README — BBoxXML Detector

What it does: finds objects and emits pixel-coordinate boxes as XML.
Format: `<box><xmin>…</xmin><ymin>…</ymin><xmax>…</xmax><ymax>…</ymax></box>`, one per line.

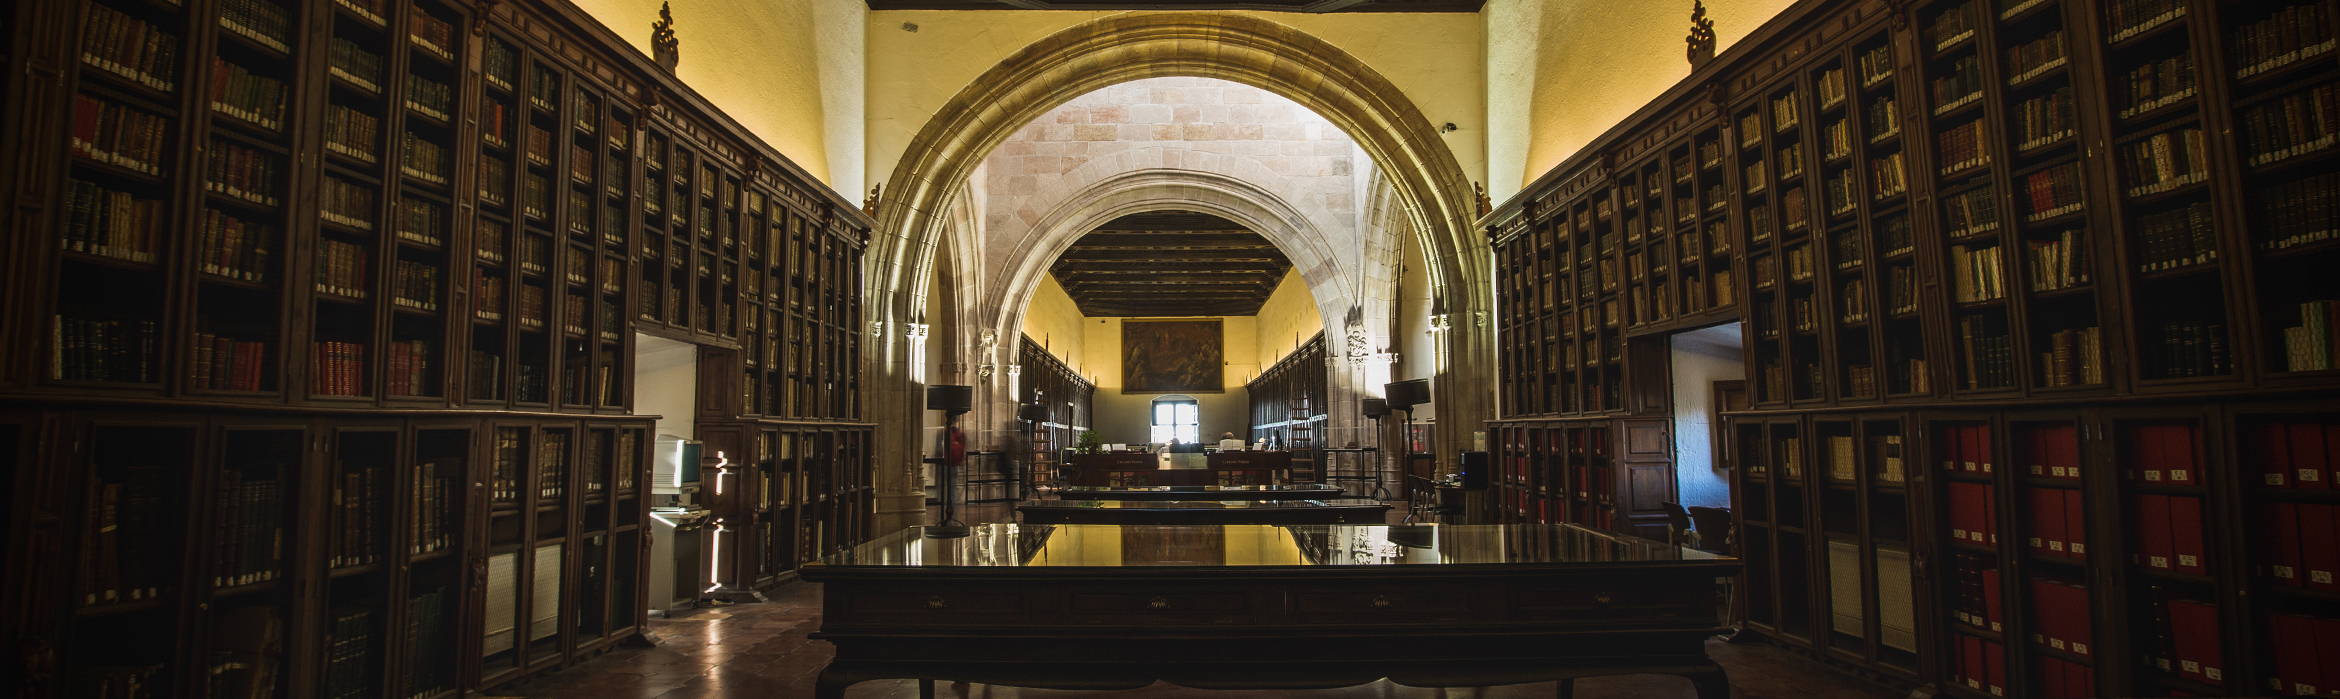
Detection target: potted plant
<box><xmin>1075</xmin><ymin>430</ymin><xmax>1106</xmax><ymax>454</ymax></box>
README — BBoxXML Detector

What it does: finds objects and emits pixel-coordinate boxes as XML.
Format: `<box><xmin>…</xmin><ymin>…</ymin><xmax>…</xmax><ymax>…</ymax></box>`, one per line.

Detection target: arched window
<box><xmin>1149</xmin><ymin>396</ymin><xmax>1200</xmax><ymax>445</ymax></box>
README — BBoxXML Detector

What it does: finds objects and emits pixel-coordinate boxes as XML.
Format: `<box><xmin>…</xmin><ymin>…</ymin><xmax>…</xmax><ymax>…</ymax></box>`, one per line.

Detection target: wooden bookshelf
<box><xmin>1244</xmin><ymin>332</ymin><xmax>1326</xmax><ymax>477</ymax></box>
<box><xmin>693</xmin><ymin>422</ymin><xmax>873</xmax><ymax>596</ymax></box>
<box><xmin>1017</xmin><ymin>334</ymin><xmax>1094</xmax><ymax>488</ymax></box>
<box><xmin>1488</xmin><ymin>0</ymin><xmax>2340</xmax><ymax>694</ymax></box>
<box><xmin>0</xmin><ymin>0</ymin><xmax>871</xmax><ymax>694</ymax></box>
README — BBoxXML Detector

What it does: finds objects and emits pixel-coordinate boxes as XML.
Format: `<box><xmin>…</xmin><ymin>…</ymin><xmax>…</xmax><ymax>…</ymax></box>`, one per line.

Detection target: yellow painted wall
<box><xmin>1252</xmin><ymin>271</ymin><xmax>1324</xmax><ymax>370</ymax></box>
<box><xmin>1484</xmin><ymin>0</ymin><xmax>1796</xmax><ymax>201</ymax></box>
<box><xmin>1079</xmin><ymin>316</ymin><xmax>1257</xmax><ymax>445</ymax></box>
<box><xmin>569</xmin><ymin>0</ymin><xmax>864</xmax><ymax>196</ymax></box>
<box><xmin>865</xmin><ymin>10</ymin><xmax>1485</xmax><ymax>199</ymax></box>
<box><xmin>1020</xmin><ymin>277</ymin><xmax>1089</xmax><ymax>373</ymax></box>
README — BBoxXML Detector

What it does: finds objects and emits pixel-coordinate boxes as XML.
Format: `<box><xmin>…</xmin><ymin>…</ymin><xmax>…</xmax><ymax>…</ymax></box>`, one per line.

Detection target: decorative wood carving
<box><xmin>1686</xmin><ymin>0</ymin><xmax>1717</xmax><ymax>69</ymax></box>
<box><xmin>651</xmin><ymin>2</ymin><xmax>679</xmax><ymax>73</ymax></box>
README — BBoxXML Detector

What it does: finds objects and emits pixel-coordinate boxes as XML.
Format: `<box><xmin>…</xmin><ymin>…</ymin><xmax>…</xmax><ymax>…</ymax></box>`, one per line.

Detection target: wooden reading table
<box><xmin>799</xmin><ymin>523</ymin><xmax>1740</xmax><ymax>699</ymax></box>
<box><xmin>1016</xmin><ymin>499</ymin><xmax>1392</xmax><ymax>525</ymax></box>
<box><xmin>1057</xmin><ymin>484</ymin><xmax>1348</xmax><ymax>501</ymax></box>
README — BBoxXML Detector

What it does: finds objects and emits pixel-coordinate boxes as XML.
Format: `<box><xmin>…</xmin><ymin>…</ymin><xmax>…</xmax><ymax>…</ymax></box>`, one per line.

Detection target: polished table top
<box><xmin>805</xmin><ymin>523</ymin><xmax>1728</xmax><ymax>568</ymax></box>
<box><xmin>1056</xmin><ymin>484</ymin><xmax>1348</xmax><ymax>501</ymax></box>
<box><xmin>1020</xmin><ymin>499</ymin><xmax>1381</xmax><ymax>511</ymax></box>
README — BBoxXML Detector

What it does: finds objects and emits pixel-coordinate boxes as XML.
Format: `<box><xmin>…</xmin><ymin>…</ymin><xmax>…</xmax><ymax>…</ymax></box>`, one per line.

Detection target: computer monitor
<box><xmin>1170</xmin><ymin>441</ymin><xmax>1205</xmax><ymax>454</ymax></box>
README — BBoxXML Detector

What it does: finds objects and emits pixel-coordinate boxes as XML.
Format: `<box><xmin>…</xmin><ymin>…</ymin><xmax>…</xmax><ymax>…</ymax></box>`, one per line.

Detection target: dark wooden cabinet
<box><xmin>1489</xmin><ymin>0</ymin><xmax>2340</xmax><ymax>694</ymax></box>
<box><xmin>1244</xmin><ymin>332</ymin><xmax>1326</xmax><ymax>479</ymax></box>
<box><xmin>0</xmin><ymin>0</ymin><xmax>868</xmax><ymax>693</ymax></box>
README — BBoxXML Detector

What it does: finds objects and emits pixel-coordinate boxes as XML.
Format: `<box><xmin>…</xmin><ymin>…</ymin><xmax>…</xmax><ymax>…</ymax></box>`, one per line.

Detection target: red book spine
<box><xmin>2169</xmin><ymin>599</ymin><xmax>2222</xmax><ymax>685</ymax></box>
<box><xmin>2296</xmin><ymin>422</ymin><xmax>2331</xmax><ymax>490</ymax></box>
<box><xmin>1982</xmin><ymin>567</ymin><xmax>2004</xmax><ymax>632</ymax></box>
<box><xmin>2029</xmin><ymin>488</ymin><xmax>2065</xmax><ymax>555</ymax></box>
<box><xmin>2028</xmin><ymin>578</ymin><xmax>2058</xmax><ymax>648</ymax></box>
<box><xmin>2138</xmin><ymin>494</ymin><xmax>2175</xmax><ymax>571</ymax></box>
<box><xmin>1953</xmin><ymin>482</ymin><xmax>1983</xmax><ymax>543</ymax></box>
<box><xmin>2170</xmin><ymin>495</ymin><xmax>2208</xmax><ymax>575</ymax></box>
<box><xmin>2301</xmin><ymin>503</ymin><xmax>2339</xmax><ymax>591</ymax></box>
<box><xmin>1984</xmin><ymin>485</ymin><xmax>1998</xmax><ymax>544</ymax></box>
<box><xmin>2269</xmin><ymin>613</ymin><xmax>2321</xmax><ymax>696</ymax></box>
<box><xmin>2052</xmin><ymin>425</ymin><xmax>2080</xmax><ymax>479</ymax></box>
<box><xmin>2305</xmin><ymin>616</ymin><xmax>2340</xmax><ymax>696</ymax></box>
<box><xmin>2256</xmin><ymin>422</ymin><xmax>2293</xmax><ymax>487</ymax></box>
<box><xmin>1984</xmin><ymin>639</ymin><xmax>2006</xmax><ymax>696</ymax></box>
<box><xmin>2062</xmin><ymin>488</ymin><xmax>2086</xmax><ymax>558</ymax></box>
<box><xmin>1962</xmin><ymin>634</ymin><xmax>1986</xmax><ymax>690</ymax></box>
<box><xmin>2065</xmin><ymin>581</ymin><xmax>2091</xmax><ymax>656</ymax></box>
<box><xmin>2270</xmin><ymin>503</ymin><xmax>2304</xmax><ymax>585</ymax></box>
<box><xmin>2168</xmin><ymin>424</ymin><xmax>2198</xmax><ymax>486</ymax></box>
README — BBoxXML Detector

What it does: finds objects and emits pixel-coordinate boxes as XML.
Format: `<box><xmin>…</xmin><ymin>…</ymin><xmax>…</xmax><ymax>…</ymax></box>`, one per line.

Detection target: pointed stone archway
<box><xmin>863</xmin><ymin>13</ymin><xmax>1497</xmax><ymax>533</ymax></box>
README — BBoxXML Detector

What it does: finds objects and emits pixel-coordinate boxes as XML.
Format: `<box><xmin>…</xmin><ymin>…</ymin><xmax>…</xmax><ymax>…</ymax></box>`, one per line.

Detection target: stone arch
<box><xmin>988</xmin><ymin>168</ymin><xmax>1354</xmax><ymax>360</ymax></box>
<box><xmin>865</xmin><ymin>13</ymin><xmax>1496</xmax><ymax>524</ymax></box>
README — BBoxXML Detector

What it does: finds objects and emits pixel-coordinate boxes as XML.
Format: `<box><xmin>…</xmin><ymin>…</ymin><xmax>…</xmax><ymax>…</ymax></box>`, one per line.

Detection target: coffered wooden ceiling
<box><xmin>1049</xmin><ymin>212</ymin><xmax>1293</xmax><ymax>318</ymax></box>
<box><xmin>867</xmin><ymin>0</ymin><xmax>1482</xmax><ymax>12</ymax></box>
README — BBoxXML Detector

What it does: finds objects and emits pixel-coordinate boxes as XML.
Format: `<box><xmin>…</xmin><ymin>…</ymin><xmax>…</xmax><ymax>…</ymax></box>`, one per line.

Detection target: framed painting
<box><xmin>1122</xmin><ymin>320</ymin><xmax>1223</xmax><ymax>394</ymax></box>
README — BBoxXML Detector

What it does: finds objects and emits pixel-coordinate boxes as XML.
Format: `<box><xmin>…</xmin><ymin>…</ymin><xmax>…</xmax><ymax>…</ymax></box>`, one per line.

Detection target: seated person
<box><xmin>1217</xmin><ymin>432</ymin><xmax>1247</xmax><ymax>451</ymax></box>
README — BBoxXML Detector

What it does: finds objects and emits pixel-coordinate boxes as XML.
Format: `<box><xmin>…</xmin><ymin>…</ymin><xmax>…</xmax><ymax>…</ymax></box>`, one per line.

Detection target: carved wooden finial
<box><xmin>471</xmin><ymin>0</ymin><xmax>499</xmax><ymax>36</ymax></box>
<box><xmin>1686</xmin><ymin>0</ymin><xmax>1717</xmax><ymax>69</ymax></box>
<box><xmin>651</xmin><ymin>2</ymin><xmax>679</xmax><ymax>73</ymax></box>
<box><xmin>1474</xmin><ymin>182</ymin><xmax>1492</xmax><ymax>218</ymax></box>
<box><xmin>864</xmin><ymin>182</ymin><xmax>883</xmax><ymax>217</ymax></box>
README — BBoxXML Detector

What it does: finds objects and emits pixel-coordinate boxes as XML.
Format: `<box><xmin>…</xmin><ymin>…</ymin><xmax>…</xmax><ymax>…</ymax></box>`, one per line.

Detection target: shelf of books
<box><xmin>5</xmin><ymin>0</ymin><xmax>872</xmax><ymax>693</ymax></box>
<box><xmin>1024</xmin><ymin>335</ymin><xmax>1097</xmax><ymax>487</ymax></box>
<box><xmin>29</xmin><ymin>412</ymin><xmax>647</xmax><ymax>698</ymax></box>
<box><xmin>1487</xmin><ymin>0</ymin><xmax>2340</xmax><ymax>693</ymax></box>
<box><xmin>696</xmin><ymin>421</ymin><xmax>875</xmax><ymax>592</ymax></box>
<box><xmin>1482</xmin><ymin>419</ymin><xmax>1655</xmax><ymax>536</ymax></box>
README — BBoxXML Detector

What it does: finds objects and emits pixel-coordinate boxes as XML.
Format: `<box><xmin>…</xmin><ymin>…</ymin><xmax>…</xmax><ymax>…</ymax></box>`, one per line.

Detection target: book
<box><xmin>321</xmin><ymin>178</ymin><xmax>376</xmax><ymax>230</ymax></box>
<box><xmin>61</xmin><ymin>179</ymin><xmax>163</xmax><ymax>263</ymax></box>
<box><xmin>324</xmin><ymin>104</ymin><xmax>379</xmax><ymax>162</ymax></box>
<box><xmin>80</xmin><ymin>4</ymin><xmax>179</xmax><ymax>91</ymax></box>
<box><xmin>2004</xmin><ymin>30</ymin><xmax>2067</xmax><ymax>85</ymax></box>
<box><xmin>2122</xmin><ymin>50</ymin><xmax>2195</xmax><ymax>118</ymax></box>
<box><xmin>2121</xmin><ymin>127</ymin><xmax>2208</xmax><ymax>196</ymax></box>
<box><xmin>2230</xmin><ymin>1</ymin><xmax>2337</xmax><ymax>79</ymax></box>
<box><xmin>2238</xmin><ymin>82</ymin><xmax>2338</xmax><ymax>165</ymax></box>
<box><xmin>327</xmin><ymin>38</ymin><xmax>382</xmax><ymax>92</ymax></box>
<box><xmin>2253</xmin><ymin>171</ymin><xmax>2337</xmax><ymax>252</ymax></box>
<box><xmin>205</xmin><ymin>138</ymin><xmax>282</xmax><ymax>206</ymax></box>
<box><xmin>219</xmin><ymin>0</ymin><xmax>291</xmax><ymax>52</ymax></box>
<box><xmin>210</xmin><ymin>58</ymin><xmax>285</xmax><ymax>129</ymax></box>
<box><xmin>1932</xmin><ymin>54</ymin><xmax>1984</xmax><ymax>114</ymax></box>
<box><xmin>69</xmin><ymin>95</ymin><xmax>169</xmax><ymax>174</ymax></box>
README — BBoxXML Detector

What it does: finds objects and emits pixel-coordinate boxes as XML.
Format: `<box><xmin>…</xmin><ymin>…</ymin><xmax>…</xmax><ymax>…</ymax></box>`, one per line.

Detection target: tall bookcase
<box><xmin>1486</xmin><ymin>0</ymin><xmax>2339</xmax><ymax>695</ymax></box>
<box><xmin>0</xmin><ymin>0</ymin><xmax>872</xmax><ymax>694</ymax></box>
<box><xmin>1016</xmin><ymin>335</ymin><xmax>1093</xmax><ymax>487</ymax></box>
<box><xmin>1244</xmin><ymin>332</ymin><xmax>1327</xmax><ymax>472</ymax></box>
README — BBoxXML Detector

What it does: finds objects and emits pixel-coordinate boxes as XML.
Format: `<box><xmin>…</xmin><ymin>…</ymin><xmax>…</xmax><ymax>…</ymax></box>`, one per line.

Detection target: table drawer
<box><xmin>845</xmin><ymin>591</ymin><xmax>1023</xmax><ymax>615</ymax></box>
<box><xmin>1508</xmin><ymin>586</ymin><xmax>1704</xmax><ymax>621</ymax></box>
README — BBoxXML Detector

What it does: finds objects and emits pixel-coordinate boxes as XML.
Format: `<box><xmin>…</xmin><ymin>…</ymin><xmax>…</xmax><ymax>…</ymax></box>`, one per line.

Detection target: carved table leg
<box><xmin>1686</xmin><ymin>667</ymin><xmax>1732</xmax><ymax>699</ymax></box>
<box><xmin>920</xmin><ymin>678</ymin><xmax>936</xmax><ymax>699</ymax></box>
<box><xmin>1555</xmin><ymin>677</ymin><xmax>1576</xmax><ymax>699</ymax></box>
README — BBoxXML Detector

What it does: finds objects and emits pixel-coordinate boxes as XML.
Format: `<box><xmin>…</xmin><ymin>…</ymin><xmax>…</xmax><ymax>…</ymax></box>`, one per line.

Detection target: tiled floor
<box><xmin>502</xmin><ymin>497</ymin><xmax>1908</xmax><ymax>699</ymax></box>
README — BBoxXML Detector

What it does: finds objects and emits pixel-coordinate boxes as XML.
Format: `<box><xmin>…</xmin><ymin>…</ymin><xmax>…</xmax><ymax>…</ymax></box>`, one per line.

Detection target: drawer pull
<box><xmin>1593</xmin><ymin>593</ymin><xmax>1613</xmax><ymax>606</ymax></box>
<box><xmin>926</xmin><ymin>596</ymin><xmax>945</xmax><ymax>610</ymax></box>
<box><xmin>1149</xmin><ymin>596</ymin><xmax>1169</xmax><ymax>610</ymax></box>
<box><xmin>1372</xmin><ymin>595</ymin><xmax>1392</xmax><ymax>609</ymax></box>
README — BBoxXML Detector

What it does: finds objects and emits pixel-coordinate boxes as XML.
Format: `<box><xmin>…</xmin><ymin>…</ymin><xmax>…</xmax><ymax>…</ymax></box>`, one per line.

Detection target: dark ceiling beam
<box><xmin>1053</xmin><ymin>251</ymin><xmax>1285</xmax><ymax>262</ymax></box>
<box><xmin>1302</xmin><ymin>0</ymin><xmax>1376</xmax><ymax>11</ymax></box>
<box><xmin>1061</xmin><ymin>275</ymin><xmax>1279</xmax><ymax>285</ymax></box>
<box><xmin>1057</xmin><ymin>263</ymin><xmax>1291</xmax><ymax>273</ymax></box>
